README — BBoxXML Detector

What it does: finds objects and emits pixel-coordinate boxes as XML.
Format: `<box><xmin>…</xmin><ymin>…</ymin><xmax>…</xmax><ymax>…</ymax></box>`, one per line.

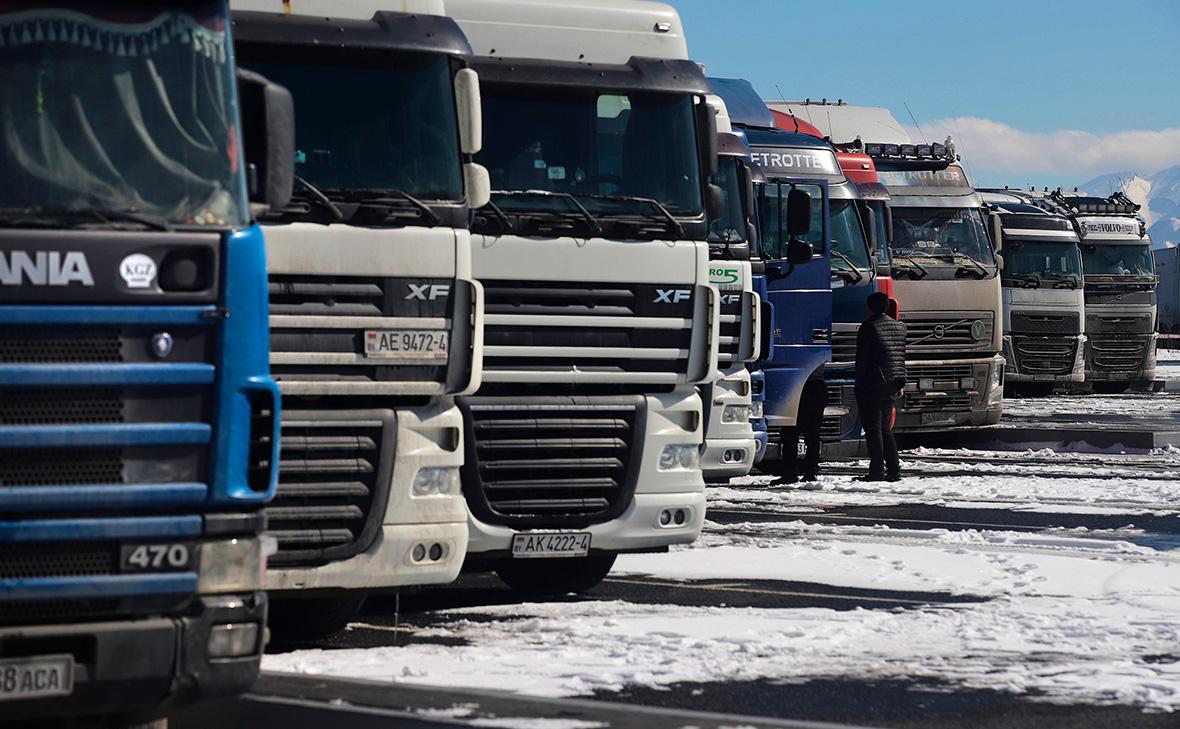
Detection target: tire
<box><xmin>267</xmin><ymin>596</ymin><xmax>366</xmax><ymax>643</ymax></box>
<box><xmin>494</xmin><ymin>554</ymin><xmax>617</xmax><ymax>597</ymax></box>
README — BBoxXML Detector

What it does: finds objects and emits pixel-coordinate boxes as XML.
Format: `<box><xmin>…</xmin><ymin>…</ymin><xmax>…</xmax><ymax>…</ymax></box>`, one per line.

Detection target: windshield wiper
<box><xmin>347</xmin><ymin>190</ymin><xmax>441</xmax><ymax>227</ymax></box>
<box><xmin>891</xmin><ymin>254</ymin><xmax>929</xmax><ymax>280</ymax></box>
<box><xmin>476</xmin><ymin>199</ymin><xmax>516</xmax><ymax>234</ymax></box>
<box><xmin>1007</xmin><ymin>273</ymin><xmax>1042</xmax><ymax>288</ymax></box>
<box><xmin>492</xmin><ymin>191</ymin><xmax>602</xmax><ymax>235</ymax></box>
<box><xmin>572</xmin><ymin>193</ymin><xmax>685</xmax><ymax>238</ymax></box>
<box><xmin>950</xmin><ymin>251</ymin><xmax>989</xmax><ymax>279</ymax></box>
<box><xmin>2</xmin><ymin>206</ymin><xmax>172</xmax><ymax>231</ymax></box>
<box><xmin>829</xmin><ymin>249</ymin><xmax>865</xmax><ymax>284</ymax></box>
<box><xmin>293</xmin><ymin>176</ymin><xmax>345</xmax><ymax>222</ymax></box>
<box><xmin>1049</xmin><ymin>274</ymin><xmax>1080</xmax><ymax>290</ymax></box>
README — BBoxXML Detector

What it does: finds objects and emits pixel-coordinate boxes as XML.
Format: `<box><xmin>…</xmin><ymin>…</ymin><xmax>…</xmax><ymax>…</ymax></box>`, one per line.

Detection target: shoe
<box><xmin>852</xmin><ymin>474</ymin><xmax>887</xmax><ymax>483</ymax></box>
<box><xmin>886</xmin><ymin>473</ymin><xmax>901</xmax><ymax>482</ymax></box>
<box><xmin>801</xmin><ymin>472</ymin><xmax>819</xmax><ymax>483</ymax></box>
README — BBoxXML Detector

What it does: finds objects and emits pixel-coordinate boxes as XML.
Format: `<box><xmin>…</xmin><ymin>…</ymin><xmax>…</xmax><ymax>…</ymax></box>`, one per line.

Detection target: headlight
<box><xmin>989</xmin><ymin>363</ymin><xmax>1003</xmax><ymax>391</ymax></box>
<box><xmin>750</xmin><ymin>401</ymin><xmax>764</xmax><ymax>419</ymax></box>
<box><xmin>412</xmin><ymin>467</ymin><xmax>460</xmax><ymax>496</ymax></box>
<box><xmin>207</xmin><ymin>622</ymin><xmax>261</xmax><ymax>659</ymax></box>
<box><xmin>721</xmin><ymin>405</ymin><xmax>751</xmax><ymax>423</ymax></box>
<box><xmin>197</xmin><ymin>538</ymin><xmax>263</xmax><ymax>594</ymax></box>
<box><xmin>659</xmin><ymin>445</ymin><xmax>699</xmax><ymax>471</ymax></box>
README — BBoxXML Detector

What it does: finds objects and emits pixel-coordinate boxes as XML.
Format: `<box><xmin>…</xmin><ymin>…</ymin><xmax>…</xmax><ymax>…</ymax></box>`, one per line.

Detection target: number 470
<box><xmin>127</xmin><ymin>544</ymin><xmax>190</xmax><ymax>569</ymax></box>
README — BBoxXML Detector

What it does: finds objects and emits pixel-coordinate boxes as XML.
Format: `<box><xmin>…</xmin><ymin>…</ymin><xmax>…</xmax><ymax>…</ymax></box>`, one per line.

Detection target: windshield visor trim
<box><xmin>231</xmin><ymin>10</ymin><xmax>473</xmax><ymax>58</ymax></box>
<box><xmin>472</xmin><ymin>56</ymin><xmax>710</xmax><ymax>96</ymax></box>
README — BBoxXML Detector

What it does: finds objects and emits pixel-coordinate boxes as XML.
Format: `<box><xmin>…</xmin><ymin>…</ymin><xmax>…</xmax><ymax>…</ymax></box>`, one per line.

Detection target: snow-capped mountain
<box><xmin>1078</xmin><ymin>165</ymin><xmax>1180</xmax><ymax>248</ymax></box>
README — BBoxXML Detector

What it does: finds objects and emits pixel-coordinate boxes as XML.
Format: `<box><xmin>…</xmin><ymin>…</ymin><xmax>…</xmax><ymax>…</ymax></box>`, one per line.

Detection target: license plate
<box><xmin>1034</xmin><ymin>374</ymin><xmax>1055</xmax><ymax>382</ymax></box>
<box><xmin>920</xmin><ymin>412</ymin><xmax>955</xmax><ymax>425</ymax></box>
<box><xmin>364</xmin><ymin>329</ymin><xmax>448</xmax><ymax>360</ymax></box>
<box><xmin>511</xmin><ymin>532</ymin><xmax>591</xmax><ymax>559</ymax></box>
<box><xmin>0</xmin><ymin>656</ymin><xmax>73</xmax><ymax>702</ymax></box>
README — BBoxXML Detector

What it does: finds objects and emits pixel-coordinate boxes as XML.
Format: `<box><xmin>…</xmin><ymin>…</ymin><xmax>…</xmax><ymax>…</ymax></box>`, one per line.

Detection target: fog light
<box><xmin>428</xmin><ymin>543</ymin><xmax>444</xmax><ymax>561</ymax></box>
<box><xmin>659</xmin><ymin>445</ymin><xmax>699</xmax><ymax>471</ymax></box>
<box><xmin>674</xmin><ymin>509</ymin><xmax>687</xmax><ymax>525</ymax></box>
<box><xmin>659</xmin><ymin>510</ymin><xmax>672</xmax><ymax>526</ymax></box>
<box><xmin>412</xmin><ymin>467</ymin><xmax>460</xmax><ymax>496</ymax></box>
<box><xmin>721</xmin><ymin>405</ymin><xmax>751</xmax><ymax>424</ymax></box>
<box><xmin>198</xmin><ymin>538</ymin><xmax>263</xmax><ymax>594</ymax></box>
<box><xmin>412</xmin><ymin>544</ymin><xmax>427</xmax><ymax>562</ymax></box>
<box><xmin>750</xmin><ymin>401</ymin><xmax>764</xmax><ymax>419</ymax></box>
<box><xmin>207</xmin><ymin>622</ymin><xmax>260</xmax><ymax>659</ymax></box>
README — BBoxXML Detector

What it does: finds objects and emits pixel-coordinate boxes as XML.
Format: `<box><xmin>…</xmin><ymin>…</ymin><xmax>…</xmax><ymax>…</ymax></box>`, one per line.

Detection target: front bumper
<box><xmin>701</xmin><ymin>367</ymin><xmax>755</xmax><ymax>480</ymax></box>
<box><xmin>0</xmin><ymin>593</ymin><xmax>265</xmax><ymax>723</ymax></box>
<box><xmin>895</xmin><ymin>355</ymin><xmax>1004</xmax><ymax>432</ymax></box>
<box><xmin>466</xmin><ymin>490</ymin><xmax>705</xmax><ymax>557</ymax></box>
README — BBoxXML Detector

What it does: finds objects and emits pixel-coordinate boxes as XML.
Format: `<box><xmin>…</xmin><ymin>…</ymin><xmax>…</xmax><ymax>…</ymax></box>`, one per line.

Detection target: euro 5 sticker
<box><xmin>709</xmin><ymin>266</ymin><xmax>740</xmax><ymax>285</ymax></box>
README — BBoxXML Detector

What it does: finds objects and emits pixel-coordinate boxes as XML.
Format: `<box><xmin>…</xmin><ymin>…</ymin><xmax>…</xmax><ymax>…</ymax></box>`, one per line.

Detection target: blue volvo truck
<box><xmin>708</xmin><ymin>79</ymin><xmax>832</xmax><ymax>473</ymax></box>
<box><xmin>0</xmin><ymin>2</ymin><xmax>291</xmax><ymax>724</ymax></box>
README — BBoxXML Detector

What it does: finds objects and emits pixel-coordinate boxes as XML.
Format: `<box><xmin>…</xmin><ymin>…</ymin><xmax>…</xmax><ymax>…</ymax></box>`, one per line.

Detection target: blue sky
<box><xmin>675</xmin><ymin>0</ymin><xmax>1180</xmax><ymax>187</ymax></box>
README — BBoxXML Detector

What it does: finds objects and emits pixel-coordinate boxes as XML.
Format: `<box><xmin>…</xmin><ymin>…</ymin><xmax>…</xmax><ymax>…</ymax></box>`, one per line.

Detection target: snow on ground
<box><xmin>1156</xmin><ymin>354</ymin><xmax>1180</xmax><ymax>381</ymax></box>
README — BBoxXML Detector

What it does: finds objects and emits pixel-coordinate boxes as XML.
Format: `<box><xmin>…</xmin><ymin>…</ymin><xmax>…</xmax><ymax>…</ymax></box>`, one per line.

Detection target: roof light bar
<box><xmin>863</xmin><ymin>138</ymin><xmax>955</xmax><ymax>163</ymax></box>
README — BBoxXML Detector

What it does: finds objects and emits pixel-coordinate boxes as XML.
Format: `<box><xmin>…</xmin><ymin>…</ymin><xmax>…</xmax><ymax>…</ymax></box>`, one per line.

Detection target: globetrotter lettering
<box><xmin>749</xmin><ymin>148</ymin><xmax>840</xmax><ymax>176</ymax></box>
<box><xmin>0</xmin><ymin>250</ymin><xmax>94</xmax><ymax>287</ymax></box>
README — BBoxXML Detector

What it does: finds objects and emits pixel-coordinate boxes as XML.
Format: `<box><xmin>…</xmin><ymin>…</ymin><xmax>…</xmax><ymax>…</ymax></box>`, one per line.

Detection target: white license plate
<box><xmin>920</xmin><ymin>412</ymin><xmax>955</xmax><ymax>425</ymax></box>
<box><xmin>511</xmin><ymin>532</ymin><xmax>591</xmax><ymax>559</ymax></box>
<box><xmin>1034</xmin><ymin>374</ymin><xmax>1056</xmax><ymax>382</ymax></box>
<box><xmin>364</xmin><ymin>329</ymin><xmax>448</xmax><ymax>360</ymax></box>
<box><xmin>0</xmin><ymin>655</ymin><xmax>73</xmax><ymax>702</ymax></box>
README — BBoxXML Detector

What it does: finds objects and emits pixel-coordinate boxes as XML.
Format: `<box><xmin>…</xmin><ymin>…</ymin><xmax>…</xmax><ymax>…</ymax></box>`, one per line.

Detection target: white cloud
<box><xmin>903</xmin><ymin>117</ymin><xmax>1180</xmax><ymax>178</ymax></box>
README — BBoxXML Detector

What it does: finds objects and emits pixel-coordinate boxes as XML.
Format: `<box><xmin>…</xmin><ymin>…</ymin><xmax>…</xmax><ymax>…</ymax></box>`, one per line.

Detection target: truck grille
<box><xmin>481</xmin><ymin>280</ymin><xmax>703</xmax><ymax>383</ymax></box>
<box><xmin>1088</xmin><ymin>336</ymin><xmax>1149</xmax><ymax>372</ymax></box>
<box><xmin>902</xmin><ymin>314</ymin><xmax>994</xmax><ymax>354</ymax></box>
<box><xmin>268</xmin><ymin>275</ymin><xmax>454</xmax><ymax>391</ymax></box>
<box><xmin>0</xmin><ymin>330</ymin><xmax>122</xmax><ymax>363</ymax></box>
<box><xmin>1086</xmin><ymin>314</ymin><xmax>1154</xmax><ymax>335</ymax></box>
<box><xmin>460</xmin><ymin>397</ymin><xmax>642</xmax><ymax>528</ymax></box>
<box><xmin>265</xmin><ymin>408</ymin><xmax>392</xmax><ymax>567</ymax></box>
<box><xmin>0</xmin><ymin>448</ymin><xmax>125</xmax><ymax>486</ymax></box>
<box><xmin>1012</xmin><ymin>337</ymin><xmax>1076</xmax><ymax>375</ymax></box>
<box><xmin>716</xmin><ymin>290</ymin><xmax>754</xmax><ymax>364</ymax></box>
<box><xmin>907</xmin><ymin>363</ymin><xmax>974</xmax><ymax>381</ymax></box>
<box><xmin>1010</xmin><ymin>312</ymin><xmax>1080</xmax><ymax>335</ymax></box>
<box><xmin>831</xmin><ymin>330</ymin><xmax>858</xmax><ymax>362</ymax></box>
<box><xmin>0</xmin><ymin>543</ymin><xmax>119</xmax><ymax>579</ymax></box>
<box><xmin>904</xmin><ymin>393</ymin><xmax>974</xmax><ymax>413</ymax></box>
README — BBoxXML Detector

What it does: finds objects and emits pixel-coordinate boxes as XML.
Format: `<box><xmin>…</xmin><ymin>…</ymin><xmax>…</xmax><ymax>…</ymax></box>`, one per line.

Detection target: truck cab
<box><xmin>0</xmin><ymin>1</ymin><xmax>291</xmax><ymax>722</ymax></box>
<box><xmin>230</xmin><ymin>0</ymin><xmax>487</xmax><ymax>638</ymax></box>
<box><xmin>1049</xmin><ymin>191</ymin><xmax>1157</xmax><ymax>391</ymax></box>
<box><xmin>708</xmin><ymin>79</ymin><xmax>833</xmax><ymax>467</ymax></box>
<box><xmin>443</xmin><ymin>0</ymin><xmax>721</xmax><ymax>594</ymax></box>
<box><xmin>981</xmin><ymin>190</ymin><xmax>1086</xmax><ymax>392</ymax></box>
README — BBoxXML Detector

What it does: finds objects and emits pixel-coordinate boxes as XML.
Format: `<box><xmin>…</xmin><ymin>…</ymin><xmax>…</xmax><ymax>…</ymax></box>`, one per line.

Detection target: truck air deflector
<box><xmin>0</xmin><ymin>483</ymin><xmax>207</xmax><ymax>512</ymax></box>
<box><xmin>232</xmin><ymin>10</ymin><xmax>473</xmax><ymax>59</ymax></box>
<box><xmin>472</xmin><ymin>56</ymin><xmax>710</xmax><ymax>95</ymax></box>
<box><xmin>0</xmin><ymin>574</ymin><xmax>197</xmax><ymax>602</ymax></box>
<box><xmin>0</xmin><ymin>516</ymin><xmax>203</xmax><ymax>542</ymax></box>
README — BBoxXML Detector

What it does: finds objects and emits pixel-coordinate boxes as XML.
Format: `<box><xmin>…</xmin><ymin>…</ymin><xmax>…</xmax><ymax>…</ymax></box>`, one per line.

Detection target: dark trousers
<box><xmin>857</xmin><ymin>394</ymin><xmax>899</xmax><ymax>477</ymax></box>
<box><xmin>777</xmin><ymin>380</ymin><xmax>826</xmax><ymax>480</ymax></box>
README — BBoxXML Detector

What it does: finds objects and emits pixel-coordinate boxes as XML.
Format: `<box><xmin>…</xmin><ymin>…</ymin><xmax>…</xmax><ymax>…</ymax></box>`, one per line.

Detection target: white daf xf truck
<box><xmin>443</xmin><ymin>0</ymin><xmax>723</xmax><ymax>594</ymax></box>
<box><xmin>231</xmin><ymin>0</ymin><xmax>488</xmax><ymax>637</ymax></box>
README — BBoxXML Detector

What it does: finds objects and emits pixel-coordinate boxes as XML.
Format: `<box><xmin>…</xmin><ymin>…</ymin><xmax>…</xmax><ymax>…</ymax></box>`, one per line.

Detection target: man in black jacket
<box><xmin>855</xmin><ymin>291</ymin><xmax>907</xmax><ymax>481</ymax></box>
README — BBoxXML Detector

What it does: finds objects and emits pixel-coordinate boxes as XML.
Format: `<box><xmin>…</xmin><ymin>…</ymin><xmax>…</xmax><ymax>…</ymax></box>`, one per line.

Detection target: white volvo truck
<box><xmin>703</xmin><ymin>96</ymin><xmax>760</xmax><ymax>482</ymax></box>
<box><xmin>231</xmin><ymin>1</ymin><xmax>489</xmax><ymax>637</ymax></box>
<box><xmin>443</xmin><ymin>0</ymin><xmax>722</xmax><ymax>594</ymax></box>
<box><xmin>980</xmin><ymin>190</ymin><xmax>1086</xmax><ymax>393</ymax></box>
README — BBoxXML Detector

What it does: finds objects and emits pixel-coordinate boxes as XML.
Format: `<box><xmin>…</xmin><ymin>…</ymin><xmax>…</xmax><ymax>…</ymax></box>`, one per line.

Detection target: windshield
<box><xmin>242</xmin><ymin>52</ymin><xmax>462</xmax><ymax>203</ymax></box>
<box><xmin>891</xmin><ymin>206</ymin><xmax>995</xmax><ymax>266</ymax></box>
<box><xmin>830</xmin><ymin>200</ymin><xmax>871</xmax><ymax>271</ymax></box>
<box><xmin>708</xmin><ymin>158</ymin><xmax>747</xmax><ymax>244</ymax></box>
<box><xmin>757</xmin><ymin>181</ymin><xmax>825</xmax><ymax>260</ymax></box>
<box><xmin>0</xmin><ymin>3</ymin><xmax>246</xmax><ymax>227</ymax></box>
<box><xmin>1083</xmin><ymin>243</ymin><xmax>1154</xmax><ymax>276</ymax></box>
<box><xmin>478</xmin><ymin>86</ymin><xmax>703</xmax><ymax>216</ymax></box>
<box><xmin>1003</xmin><ymin>239</ymin><xmax>1082</xmax><ymax>284</ymax></box>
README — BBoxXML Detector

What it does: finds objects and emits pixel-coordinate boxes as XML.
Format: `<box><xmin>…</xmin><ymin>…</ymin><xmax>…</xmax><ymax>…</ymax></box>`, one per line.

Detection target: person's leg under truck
<box><xmin>858</xmin><ymin>394</ymin><xmax>886</xmax><ymax>477</ymax></box>
<box><xmin>880</xmin><ymin>396</ymin><xmax>901</xmax><ymax>477</ymax></box>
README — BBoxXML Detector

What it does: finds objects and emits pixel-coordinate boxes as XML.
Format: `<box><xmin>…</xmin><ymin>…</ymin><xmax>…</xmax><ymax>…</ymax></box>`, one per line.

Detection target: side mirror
<box><xmin>989</xmin><ymin>210</ymin><xmax>1003</xmax><ymax>253</ymax></box>
<box><xmin>705</xmin><ymin>183</ymin><xmax>724</xmax><ymax>222</ymax></box>
<box><xmin>884</xmin><ymin>204</ymin><xmax>894</xmax><ymax>245</ymax></box>
<box><xmin>697</xmin><ymin>101</ymin><xmax>719</xmax><ymax>178</ymax></box>
<box><xmin>786</xmin><ymin>239</ymin><xmax>814</xmax><ymax>265</ymax></box>
<box><xmin>738</xmin><ymin>163</ymin><xmax>755</xmax><ymax>219</ymax></box>
<box><xmin>464</xmin><ymin>162</ymin><xmax>491</xmax><ymax>210</ymax></box>
<box><xmin>454</xmin><ymin>68</ymin><xmax>482</xmax><ymax>156</ymax></box>
<box><xmin>995</xmin><ymin>252</ymin><xmax>1005</xmax><ymax>272</ymax></box>
<box><xmin>236</xmin><ymin>68</ymin><xmax>295</xmax><ymax>214</ymax></box>
<box><xmin>864</xmin><ymin>206</ymin><xmax>878</xmax><ymax>253</ymax></box>
<box><xmin>786</xmin><ymin>188</ymin><xmax>812</xmax><ymax>236</ymax></box>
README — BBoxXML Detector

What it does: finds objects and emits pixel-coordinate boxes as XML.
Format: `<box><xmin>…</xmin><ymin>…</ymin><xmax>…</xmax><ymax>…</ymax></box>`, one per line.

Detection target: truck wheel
<box><xmin>495</xmin><ymin>554</ymin><xmax>617</xmax><ymax>597</ymax></box>
<box><xmin>268</xmin><ymin>596</ymin><xmax>366</xmax><ymax>643</ymax></box>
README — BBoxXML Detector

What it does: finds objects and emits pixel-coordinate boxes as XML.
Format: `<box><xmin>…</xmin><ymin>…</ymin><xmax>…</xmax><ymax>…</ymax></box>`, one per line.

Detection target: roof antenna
<box><xmin>826</xmin><ymin>109</ymin><xmax>834</xmax><ymax>140</ymax></box>
<box><xmin>904</xmin><ymin>101</ymin><xmax>926</xmax><ymax>143</ymax></box>
<box><xmin>774</xmin><ymin>83</ymin><xmax>788</xmax><ymax>104</ymax></box>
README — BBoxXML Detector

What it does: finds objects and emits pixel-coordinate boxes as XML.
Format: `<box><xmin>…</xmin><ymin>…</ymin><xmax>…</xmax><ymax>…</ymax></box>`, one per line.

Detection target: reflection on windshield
<box><xmin>242</xmin><ymin>53</ymin><xmax>462</xmax><ymax>202</ymax></box>
<box><xmin>0</xmin><ymin>4</ymin><xmax>245</xmax><ymax>226</ymax></box>
<box><xmin>891</xmin><ymin>207</ymin><xmax>995</xmax><ymax>266</ymax></box>
<box><xmin>1003</xmin><ymin>240</ymin><xmax>1082</xmax><ymax>282</ymax></box>
<box><xmin>830</xmin><ymin>200</ymin><xmax>870</xmax><ymax>270</ymax></box>
<box><xmin>758</xmin><ymin>181</ymin><xmax>824</xmax><ymax>260</ymax></box>
<box><xmin>1083</xmin><ymin>244</ymin><xmax>1154</xmax><ymax>276</ymax></box>
<box><xmin>708</xmin><ymin>158</ymin><xmax>746</xmax><ymax>244</ymax></box>
<box><xmin>478</xmin><ymin>87</ymin><xmax>702</xmax><ymax>216</ymax></box>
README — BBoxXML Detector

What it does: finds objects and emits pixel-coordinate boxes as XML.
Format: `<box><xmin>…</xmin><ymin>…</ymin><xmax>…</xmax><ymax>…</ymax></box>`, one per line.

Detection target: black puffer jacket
<box><xmin>854</xmin><ymin>314</ymin><xmax>908</xmax><ymax>399</ymax></box>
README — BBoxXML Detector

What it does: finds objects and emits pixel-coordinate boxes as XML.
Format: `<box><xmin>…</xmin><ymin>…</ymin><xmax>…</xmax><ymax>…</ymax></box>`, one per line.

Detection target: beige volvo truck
<box><xmin>443</xmin><ymin>0</ymin><xmax>721</xmax><ymax>594</ymax></box>
<box><xmin>232</xmin><ymin>1</ymin><xmax>488</xmax><ymax>638</ymax></box>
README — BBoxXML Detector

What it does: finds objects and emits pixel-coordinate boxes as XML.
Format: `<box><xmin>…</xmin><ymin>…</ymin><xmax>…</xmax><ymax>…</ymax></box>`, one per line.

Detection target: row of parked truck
<box><xmin>0</xmin><ymin>0</ymin><xmax>1160</xmax><ymax>726</ymax></box>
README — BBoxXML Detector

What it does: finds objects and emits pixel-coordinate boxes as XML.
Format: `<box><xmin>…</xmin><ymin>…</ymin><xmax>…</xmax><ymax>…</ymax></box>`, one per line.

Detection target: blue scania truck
<box><xmin>0</xmin><ymin>2</ymin><xmax>291</xmax><ymax>724</ymax></box>
<box><xmin>708</xmin><ymin>79</ymin><xmax>832</xmax><ymax>473</ymax></box>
